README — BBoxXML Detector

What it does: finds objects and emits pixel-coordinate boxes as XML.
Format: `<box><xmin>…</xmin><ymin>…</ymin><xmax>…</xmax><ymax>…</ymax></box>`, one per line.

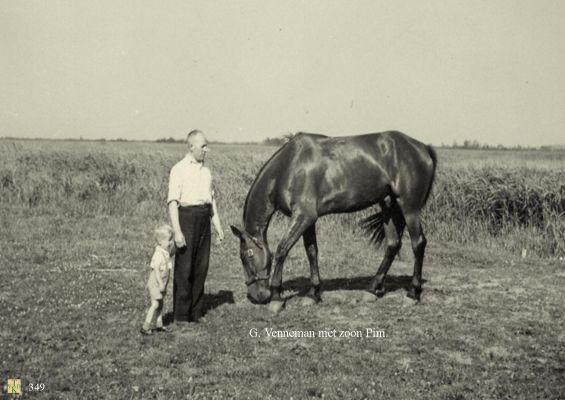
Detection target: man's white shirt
<box><xmin>167</xmin><ymin>154</ymin><xmax>214</xmax><ymax>206</ymax></box>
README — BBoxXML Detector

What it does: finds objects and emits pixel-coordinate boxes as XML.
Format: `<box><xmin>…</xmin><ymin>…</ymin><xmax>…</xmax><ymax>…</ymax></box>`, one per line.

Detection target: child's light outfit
<box><xmin>142</xmin><ymin>246</ymin><xmax>174</xmax><ymax>334</ymax></box>
<box><xmin>146</xmin><ymin>246</ymin><xmax>174</xmax><ymax>300</ymax></box>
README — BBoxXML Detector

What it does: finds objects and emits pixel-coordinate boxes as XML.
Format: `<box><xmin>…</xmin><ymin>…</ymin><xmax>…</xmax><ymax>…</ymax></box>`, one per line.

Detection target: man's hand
<box><xmin>174</xmin><ymin>230</ymin><xmax>186</xmax><ymax>248</ymax></box>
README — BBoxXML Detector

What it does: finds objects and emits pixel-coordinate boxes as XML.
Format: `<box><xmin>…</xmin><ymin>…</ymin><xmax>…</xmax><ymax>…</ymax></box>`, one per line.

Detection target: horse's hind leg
<box><xmin>405</xmin><ymin>212</ymin><xmax>426</xmax><ymax>301</ymax></box>
<box><xmin>303</xmin><ymin>224</ymin><xmax>321</xmax><ymax>302</ymax></box>
<box><xmin>368</xmin><ymin>201</ymin><xmax>405</xmax><ymax>297</ymax></box>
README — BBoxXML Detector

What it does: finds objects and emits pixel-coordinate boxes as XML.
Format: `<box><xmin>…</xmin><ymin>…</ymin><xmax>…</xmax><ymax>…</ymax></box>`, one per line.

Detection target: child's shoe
<box><xmin>140</xmin><ymin>327</ymin><xmax>154</xmax><ymax>336</ymax></box>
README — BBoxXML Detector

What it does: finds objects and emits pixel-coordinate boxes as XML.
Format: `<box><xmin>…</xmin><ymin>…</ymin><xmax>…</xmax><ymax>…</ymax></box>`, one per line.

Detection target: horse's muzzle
<box><xmin>247</xmin><ymin>287</ymin><xmax>271</xmax><ymax>305</ymax></box>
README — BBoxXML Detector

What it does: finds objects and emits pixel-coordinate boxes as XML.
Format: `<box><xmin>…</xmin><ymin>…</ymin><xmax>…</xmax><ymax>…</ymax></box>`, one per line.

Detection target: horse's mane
<box><xmin>242</xmin><ymin>133</ymin><xmax>330</xmax><ymax>223</ymax></box>
<box><xmin>243</xmin><ymin>139</ymin><xmax>292</xmax><ymax>223</ymax></box>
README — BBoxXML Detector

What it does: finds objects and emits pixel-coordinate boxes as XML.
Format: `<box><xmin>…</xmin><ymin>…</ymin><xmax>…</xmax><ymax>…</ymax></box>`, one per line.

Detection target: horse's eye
<box><xmin>247</xmin><ymin>249</ymin><xmax>254</xmax><ymax>258</ymax></box>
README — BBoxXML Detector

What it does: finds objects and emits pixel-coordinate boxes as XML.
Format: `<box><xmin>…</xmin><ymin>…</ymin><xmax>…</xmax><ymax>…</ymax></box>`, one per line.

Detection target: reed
<box><xmin>1</xmin><ymin>140</ymin><xmax>563</xmax><ymax>257</ymax></box>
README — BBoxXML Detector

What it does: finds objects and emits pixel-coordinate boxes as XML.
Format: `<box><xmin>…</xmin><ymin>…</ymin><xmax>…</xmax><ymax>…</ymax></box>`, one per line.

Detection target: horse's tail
<box><xmin>360</xmin><ymin>145</ymin><xmax>437</xmax><ymax>247</ymax></box>
<box><xmin>359</xmin><ymin>210</ymin><xmax>386</xmax><ymax>248</ymax></box>
<box><xmin>423</xmin><ymin>145</ymin><xmax>437</xmax><ymax>205</ymax></box>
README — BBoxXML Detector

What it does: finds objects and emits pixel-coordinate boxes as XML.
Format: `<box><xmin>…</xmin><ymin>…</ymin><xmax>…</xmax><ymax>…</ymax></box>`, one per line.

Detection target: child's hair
<box><xmin>154</xmin><ymin>224</ymin><xmax>173</xmax><ymax>242</ymax></box>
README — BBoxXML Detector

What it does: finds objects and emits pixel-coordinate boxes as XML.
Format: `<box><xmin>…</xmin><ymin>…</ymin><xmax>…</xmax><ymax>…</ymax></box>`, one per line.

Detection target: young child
<box><xmin>141</xmin><ymin>224</ymin><xmax>175</xmax><ymax>335</ymax></box>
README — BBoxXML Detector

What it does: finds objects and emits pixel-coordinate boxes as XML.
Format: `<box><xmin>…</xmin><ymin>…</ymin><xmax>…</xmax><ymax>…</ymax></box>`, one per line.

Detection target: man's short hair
<box><xmin>186</xmin><ymin>129</ymin><xmax>203</xmax><ymax>144</ymax></box>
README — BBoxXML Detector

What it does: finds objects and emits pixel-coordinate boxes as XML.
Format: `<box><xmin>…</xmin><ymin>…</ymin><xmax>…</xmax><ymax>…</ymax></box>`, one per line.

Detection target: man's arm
<box><xmin>211</xmin><ymin>198</ymin><xmax>224</xmax><ymax>244</ymax></box>
<box><xmin>168</xmin><ymin>164</ymin><xmax>186</xmax><ymax>248</ymax></box>
<box><xmin>168</xmin><ymin>201</ymin><xmax>186</xmax><ymax>248</ymax></box>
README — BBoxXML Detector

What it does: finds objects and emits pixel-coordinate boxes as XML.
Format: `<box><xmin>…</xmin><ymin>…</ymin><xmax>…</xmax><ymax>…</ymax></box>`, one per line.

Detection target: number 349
<box><xmin>29</xmin><ymin>383</ymin><xmax>46</xmax><ymax>391</ymax></box>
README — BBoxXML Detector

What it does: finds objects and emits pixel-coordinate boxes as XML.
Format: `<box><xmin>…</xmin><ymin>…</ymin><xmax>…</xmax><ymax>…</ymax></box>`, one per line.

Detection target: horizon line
<box><xmin>2</xmin><ymin>135</ymin><xmax>565</xmax><ymax>150</ymax></box>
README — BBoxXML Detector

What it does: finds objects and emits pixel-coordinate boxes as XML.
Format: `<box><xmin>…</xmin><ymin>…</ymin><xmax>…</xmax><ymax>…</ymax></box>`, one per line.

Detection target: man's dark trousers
<box><xmin>173</xmin><ymin>205</ymin><xmax>211</xmax><ymax>322</ymax></box>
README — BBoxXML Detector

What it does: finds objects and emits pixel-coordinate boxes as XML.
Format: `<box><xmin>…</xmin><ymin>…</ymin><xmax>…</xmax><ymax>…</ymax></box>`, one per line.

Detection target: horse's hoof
<box><xmin>301</xmin><ymin>297</ymin><xmax>317</xmax><ymax>307</ymax></box>
<box><xmin>406</xmin><ymin>289</ymin><xmax>421</xmax><ymax>302</ymax></box>
<box><xmin>362</xmin><ymin>291</ymin><xmax>378</xmax><ymax>303</ymax></box>
<box><xmin>268</xmin><ymin>301</ymin><xmax>284</xmax><ymax>314</ymax></box>
<box><xmin>375</xmin><ymin>289</ymin><xmax>386</xmax><ymax>298</ymax></box>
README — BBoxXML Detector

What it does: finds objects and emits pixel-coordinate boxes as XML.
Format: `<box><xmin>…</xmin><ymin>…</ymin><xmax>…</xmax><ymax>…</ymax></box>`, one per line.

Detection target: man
<box><xmin>168</xmin><ymin>130</ymin><xmax>224</xmax><ymax>324</ymax></box>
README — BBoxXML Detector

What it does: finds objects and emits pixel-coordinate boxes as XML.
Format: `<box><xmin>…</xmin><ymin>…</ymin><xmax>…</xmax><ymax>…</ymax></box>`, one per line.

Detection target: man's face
<box><xmin>189</xmin><ymin>133</ymin><xmax>208</xmax><ymax>162</ymax></box>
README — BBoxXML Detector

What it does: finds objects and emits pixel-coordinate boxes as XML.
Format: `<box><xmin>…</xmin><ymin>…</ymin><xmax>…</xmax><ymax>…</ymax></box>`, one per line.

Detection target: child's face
<box><xmin>158</xmin><ymin>233</ymin><xmax>174</xmax><ymax>253</ymax></box>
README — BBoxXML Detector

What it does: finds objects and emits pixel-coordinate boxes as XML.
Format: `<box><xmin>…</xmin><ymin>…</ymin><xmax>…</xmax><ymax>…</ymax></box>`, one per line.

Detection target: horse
<box><xmin>230</xmin><ymin>131</ymin><xmax>437</xmax><ymax>308</ymax></box>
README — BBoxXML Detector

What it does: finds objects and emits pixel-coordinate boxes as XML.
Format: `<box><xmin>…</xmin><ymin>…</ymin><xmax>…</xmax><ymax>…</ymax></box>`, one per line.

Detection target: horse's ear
<box><xmin>230</xmin><ymin>225</ymin><xmax>243</xmax><ymax>238</ymax></box>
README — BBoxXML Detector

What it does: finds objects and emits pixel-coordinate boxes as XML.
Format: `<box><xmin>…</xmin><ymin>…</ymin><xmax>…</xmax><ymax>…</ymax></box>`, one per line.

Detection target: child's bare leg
<box><xmin>155</xmin><ymin>299</ymin><xmax>164</xmax><ymax>328</ymax></box>
<box><xmin>143</xmin><ymin>299</ymin><xmax>159</xmax><ymax>331</ymax></box>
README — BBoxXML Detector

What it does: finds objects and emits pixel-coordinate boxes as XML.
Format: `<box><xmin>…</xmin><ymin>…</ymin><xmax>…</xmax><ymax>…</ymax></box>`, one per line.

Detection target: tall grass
<box><xmin>1</xmin><ymin>140</ymin><xmax>564</xmax><ymax>257</ymax></box>
<box><xmin>426</xmin><ymin>167</ymin><xmax>564</xmax><ymax>256</ymax></box>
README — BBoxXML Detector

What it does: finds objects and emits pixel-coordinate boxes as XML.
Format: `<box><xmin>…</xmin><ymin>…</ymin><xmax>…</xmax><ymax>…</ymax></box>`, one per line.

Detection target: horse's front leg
<box><xmin>270</xmin><ymin>214</ymin><xmax>314</xmax><ymax>306</ymax></box>
<box><xmin>302</xmin><ymin>223</ymin><xmax>321</xmax><ymax>304</ymax></box>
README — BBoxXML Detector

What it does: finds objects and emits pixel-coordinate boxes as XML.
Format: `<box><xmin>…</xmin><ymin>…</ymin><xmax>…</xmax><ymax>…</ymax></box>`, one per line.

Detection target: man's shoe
<box><xmin>174</xmin><ymin>321</ymin><xmax>190</xmax><ymax>328</ymax></box>
<box><xmin>155</xmin><ymin>326</ymin><xmax>172</xmax><ymax>333</ymax></box>
<box><xmin>140</xmin><ymin>328</ymin><xmax>153</xmax><ymax>336</ymax></box>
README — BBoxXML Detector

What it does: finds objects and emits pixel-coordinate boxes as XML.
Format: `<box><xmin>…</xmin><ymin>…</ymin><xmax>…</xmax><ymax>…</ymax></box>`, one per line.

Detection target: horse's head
<box><xmin>230</xmin><ymin>225</ymin><xmax>272</xmax><ymax>304</ymax></box>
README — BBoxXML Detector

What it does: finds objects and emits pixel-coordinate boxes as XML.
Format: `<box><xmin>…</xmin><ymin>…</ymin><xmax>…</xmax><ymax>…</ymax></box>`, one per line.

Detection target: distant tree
<box><xmin>262</xmin><ymin>133</ymin><xmax>295</xmax><ymax>146</ymax></box>
<box><xmin>460</xmin><ymin>139</ymin><xmax>482</xmax><ymax>149</ymax></box>
<box><xmin>156</xmin><ymin>137</ymin><xmax>181</xmax><ymax>143</ymax></box>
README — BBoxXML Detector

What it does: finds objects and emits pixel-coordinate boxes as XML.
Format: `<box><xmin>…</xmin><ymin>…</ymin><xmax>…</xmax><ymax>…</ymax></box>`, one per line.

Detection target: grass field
<box><xmin>1</xmin><ymin>139</ymin><xmax>564</xmax><ymax>399</ymax></box>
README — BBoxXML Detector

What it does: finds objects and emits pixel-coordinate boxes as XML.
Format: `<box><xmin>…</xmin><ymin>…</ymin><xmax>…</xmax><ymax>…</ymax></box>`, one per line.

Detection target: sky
<box><xmin>1</xmin><ymin>0</ymin><xmax>565</xmax><ymax>146</ymax></box>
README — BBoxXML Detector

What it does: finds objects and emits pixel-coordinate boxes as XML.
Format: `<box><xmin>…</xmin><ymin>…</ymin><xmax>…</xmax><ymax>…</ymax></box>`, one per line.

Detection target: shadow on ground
<box><xmin>204</xmin><ymin>289</ymin><xmax>235</xmax><ymax>310</ymax></box>
<box><xmin>163</xmin><ymin>290</ymin><xmax>235</xmax><ymax>325</ymax></box>
<box><xmin>283</xmin><ymin>275</ymin><xmax>427</xmax><ymax>296</ymax></box>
